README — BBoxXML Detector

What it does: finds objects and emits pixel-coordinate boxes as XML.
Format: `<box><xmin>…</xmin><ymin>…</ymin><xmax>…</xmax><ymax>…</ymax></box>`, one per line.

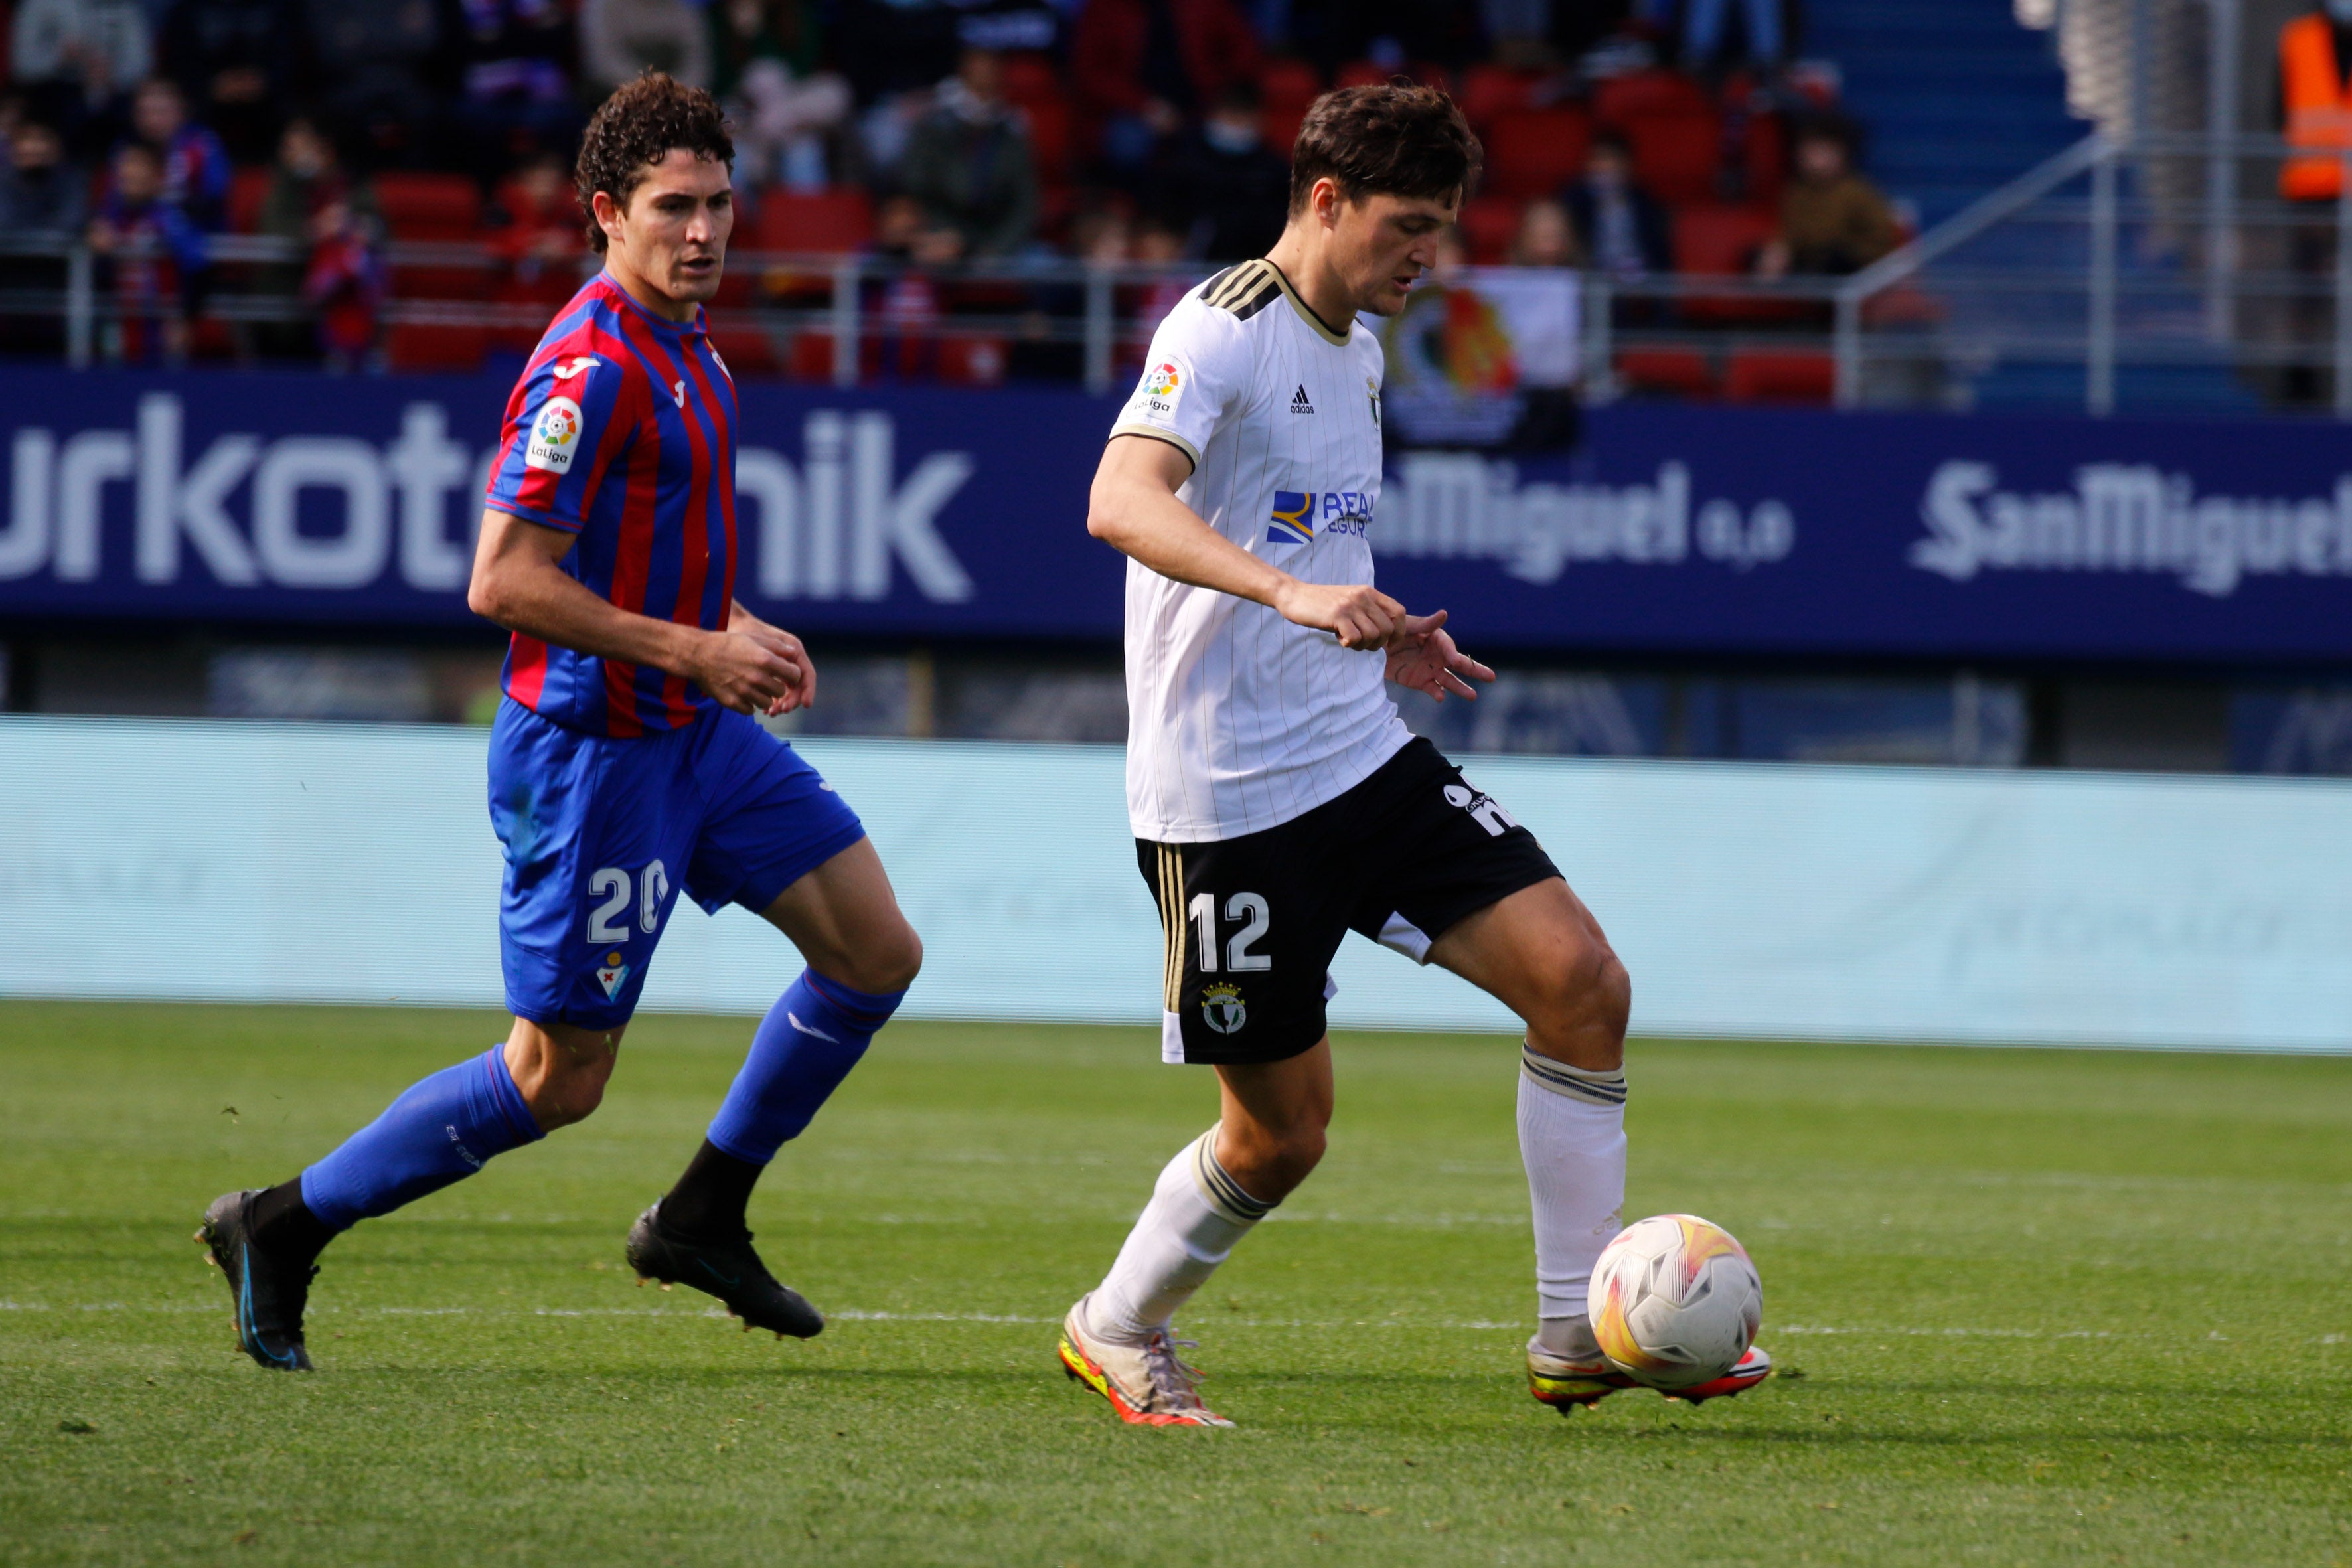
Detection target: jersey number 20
<box><xmin>588</xmin><ymin>860</ymin><xmax>670</xmax><ymax>943</ymax></box>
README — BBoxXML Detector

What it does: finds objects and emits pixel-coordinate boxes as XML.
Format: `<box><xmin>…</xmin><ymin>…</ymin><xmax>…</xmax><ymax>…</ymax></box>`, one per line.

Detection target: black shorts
<box><xmin>1137</xmin><ymin>736</ymin><xmax>1562</xmax><ymax>1066</ymax></box>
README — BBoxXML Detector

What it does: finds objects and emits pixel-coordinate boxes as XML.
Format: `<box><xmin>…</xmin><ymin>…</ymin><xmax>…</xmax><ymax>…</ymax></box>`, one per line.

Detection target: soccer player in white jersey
<box><xmin>1055</xmin><ymin>83</ymin><xmax>1770</xmax><ymax>1427</ymax></box>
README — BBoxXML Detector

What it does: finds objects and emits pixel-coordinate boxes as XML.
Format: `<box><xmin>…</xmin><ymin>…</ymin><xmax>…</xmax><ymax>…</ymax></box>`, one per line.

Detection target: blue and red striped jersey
<box><xmin>484</xmin><ymin>273</ymin><xmax>739</xmax><ymax>738</ymax></box>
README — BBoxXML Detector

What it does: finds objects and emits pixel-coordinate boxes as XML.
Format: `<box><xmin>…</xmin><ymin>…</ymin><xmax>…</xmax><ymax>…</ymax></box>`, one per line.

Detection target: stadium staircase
<box><xmin>1810</xmin><ymin>0</ymin><xmax>2260</xmax><ymax>412</ymax></box>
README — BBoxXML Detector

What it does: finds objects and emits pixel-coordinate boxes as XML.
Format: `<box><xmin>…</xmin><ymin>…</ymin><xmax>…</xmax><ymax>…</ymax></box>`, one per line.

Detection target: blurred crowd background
<box><xmin>0</xmin><ymin>0</ymin><xmax>1905</xmax><ymax>378</ymax></box>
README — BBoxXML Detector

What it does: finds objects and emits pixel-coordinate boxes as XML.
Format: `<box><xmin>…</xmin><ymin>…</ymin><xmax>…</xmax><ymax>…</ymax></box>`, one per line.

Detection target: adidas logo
<box><xmin>1291</xmin><ymin>384</ymin><xmax>1314</xmax><ymax>414</ymax></box>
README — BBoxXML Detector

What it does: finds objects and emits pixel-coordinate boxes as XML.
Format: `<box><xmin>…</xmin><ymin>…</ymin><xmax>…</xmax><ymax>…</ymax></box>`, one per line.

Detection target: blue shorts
<box><xmin>487</xmin><ymin>700</ymin><xmax>866</xmax><ymax>1029</ymax></box>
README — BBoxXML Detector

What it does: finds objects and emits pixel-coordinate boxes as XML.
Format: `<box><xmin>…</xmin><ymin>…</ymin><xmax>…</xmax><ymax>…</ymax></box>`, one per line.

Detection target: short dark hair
<box><xmin>575</xmin><ymin>72</ymin><xmax>734</xmax><ymax>254</ymax></box>
<box><xmin>1287</xmin><ymin>82</ymin><xmax>1481</xmax><ymax>215</ymax></box>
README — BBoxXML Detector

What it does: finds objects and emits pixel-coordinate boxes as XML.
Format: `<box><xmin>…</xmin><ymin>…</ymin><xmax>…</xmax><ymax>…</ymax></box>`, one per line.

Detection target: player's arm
<box><xmin>467</xmin><ymin>508</ymin><xmax>809</xmax><ymax>716</ymax></box>
<box><xmin>1085</xmin><ymin>434</ymin><xmax>1409</xmax><ymax>651</ymax></box>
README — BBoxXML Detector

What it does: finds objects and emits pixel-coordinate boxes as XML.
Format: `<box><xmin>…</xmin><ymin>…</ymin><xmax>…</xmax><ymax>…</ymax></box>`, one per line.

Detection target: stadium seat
<box><xmin>372</xmin><ymin>173</ymin><xmax>482</xmax><ymax>241</ymax></box>
<box><xmin>1481</xmin><ymin>106</ymin><xmax>1593</xmax><ymax>201</ymax></box>
<box><xmin>1020</xmin><ymin>96</ymin><xmax>1076</xmax><ymax>187</ymax></box>
<box><xmin>1614</xmin><ymin>346</ymin><xmax>1715</xmax><ymax>398</ymax></box>
<box><xmin>753</xmin><ymin>188</ymin><xmax>874</xmax><ymax>255</ymax></box>
<box><xmin>710</xmin><ymin>324</ymin><xmax>781</xmax><ymax>377</ymax></box>
<box><xmin>1261</xmin><ymin>105</ymin><xmax>1307</xmax><ymax>157</ymax></box>
<box><xmin>1455</xmin><ymin>195</ymin><xmax>1521</xmax><ymax>264</ymax></box>
<box><xmin>228</xmin><ymin>167</ymin><xmax>271</xmax><ymax>233</ymax></box>
<box><xmin>1259</xmin><ymin>56</ymin><xmax>1323</xmax><ymax>114</ymax></box>
<box><xmin>386</xmin><ymin>323</ymin><xmax>487</xmax><ymax>374</ymax></box>
<box><xmin>999</xmin><ymin>51</ymin><xmax>1061</xmax><ymax>109</ymax></box>
<box><xmin>1741</xmin><ymin>110</ymin><xmax>1788</xmax><ymax>205</ymax></box>
<box><xmin>1723</xmin><ymin>349</ymin><xmax>1834</xmax><ymax>403</ymax></box>
<box><xmin>1624</xmin><ymin>109</ymin><xmax>1722</xmax><ymax>205</ymax></box>
<box><xmin>1593</xmin><ymin>69</ymin><xmax>1713</xmax><ymax>127</ymax></box>
<box><xmin>1673</xmin><ymin>202</ymin><xmax>1805</xmax><ymax>325</ymax></box>
<box><xmin>1457</xmin><ymin>63</ymin><xmax>1538</xmax><ymax>131</ymax></box>
<box><xmin>937</xmin><ymin>335</ymin><xmax>1008</xmax><ymax>385</ymax></box>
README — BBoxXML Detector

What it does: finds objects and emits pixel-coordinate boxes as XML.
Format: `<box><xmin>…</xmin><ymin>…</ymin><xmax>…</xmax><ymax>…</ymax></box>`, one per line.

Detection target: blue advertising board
<box><xmin>1</xmin><ymin>366</ymin><xmax>2349</xmax><ymax>661</ymax></box>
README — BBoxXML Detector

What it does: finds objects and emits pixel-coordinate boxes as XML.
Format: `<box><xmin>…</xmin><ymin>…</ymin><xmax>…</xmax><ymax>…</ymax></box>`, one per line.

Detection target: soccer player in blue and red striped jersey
<box><xmin>198</xmin><ymin>76</ymin><xmax>923</xmax><ymax>1370</ymax></box>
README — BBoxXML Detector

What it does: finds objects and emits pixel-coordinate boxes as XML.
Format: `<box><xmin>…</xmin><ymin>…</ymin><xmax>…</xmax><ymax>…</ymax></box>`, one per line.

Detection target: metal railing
<box><xmin>1827</xmin><ymin>129</ymin><xmax>2352</xmax><ymax>416</ymax></box>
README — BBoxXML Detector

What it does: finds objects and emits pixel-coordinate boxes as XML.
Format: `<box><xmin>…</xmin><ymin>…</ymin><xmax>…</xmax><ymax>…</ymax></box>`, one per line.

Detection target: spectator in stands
<box><xmin>256</xmin><ymin>114</ymin><xmax>380</xmax><ymax>358</ymax></box>
<box><xmin>300</xmin><ymin>189</ymin><xmax>385</xmax><ymax>369</ymax></box>
<box><xmin>871</xmin><ymin>189</ymin><xmax>961</xmax><ymax>266</ymax></box>
<box><xmin>487</xmin><ymin>143</ymin><xmax>583</xmax><ymax>307</ymax></box>
<box><xmin>0</xmin><ymin>112</ymin><xmax>86</xmax><ymax>235</ymax></box>
<box><xmin>1563</xmin><ymin>132</ymin><xmax>1671</xmax><ymax>283</ymax></box>
<box><xmin>1509</xmin><ymin>195</ymin><xmax>1579</xmax><ymax>268</ymax></box>
<box><xmin>303</xmin><ymin>0</ymin><xmax>445</xmax><ymax>167</ymax></box>
<box><xmin>1071</xmin><ymin>0</ymin><xmax>1261</xmax><ymax>174</ymax></box>
<box><xmin>583</xmin><ymin>0</ymin><xmax>710</xmax><ymax>92</ymax></box>
<box><xmin>88</xmin><ymin>139</ymin><xmax>205</xmax><ymax>362</ymax></box>
<box><xmin>1160</xmin><ymin>80</ymin><xmax>1287</xmax><ymax>260</ymax></box>
<box><xmin>455</xmin><ymin>0</ymin><xmax>582</xmax><ymax>183</ymax></box>
<box><xmin>10</xmin><ymin>0</ymin><xmax>152</xmax><ymax>153</ymax></box>
<box><xmin>896</xmin><ymin>45</ymin><xmax>1038</xmax><ymax>260</ymax></box>
<box><xmin>156</xmin><ymin>0</ymin><xmax>299</xmax><ymax>162</ymax></box>
<box><xmin>1755</xmin><ymin>117</ymin><xmax>1897</xmax><ymax>279</ymax></box>
<box><xmin>130</xmin><ymin>76</ymin><xmax>228</xmax><ymax>232</ymax></box>
<box><xmin>1639</xmin><ymin>0</ymin><xmax>1784</xmax><ymax>75</ymax></box>
<box><xmin>0</xmin><ymin>110</ymin><xmax>86</xmax><ymax>356</ymax></box>
<box><xmin>712</xmin><ymin>0</ymin><xmax>850</xmax><ymax>190</ymax></box>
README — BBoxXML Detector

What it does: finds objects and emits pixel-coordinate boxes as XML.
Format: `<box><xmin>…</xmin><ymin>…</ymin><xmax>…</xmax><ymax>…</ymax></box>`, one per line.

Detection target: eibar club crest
<box><xmin>595</xmin><ymin>950</ymin><xmax>630</xmax><ymax>1000</ymax></box>
<box><xmin>1200</xmin><ymin>982</ymin><xmax>1247</xmax><ymax>1035</ymax></box>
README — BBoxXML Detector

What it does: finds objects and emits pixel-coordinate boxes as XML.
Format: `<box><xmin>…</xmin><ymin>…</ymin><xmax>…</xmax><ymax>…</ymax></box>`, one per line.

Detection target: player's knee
<box><xmin>1531</xmin><ymin>933</ymin><xmax>1630</xmax><ymax>1048</ymax></box>
<box><xmin>831</xmin><ymin>918</ymin><xmax>922</xmax><ymax>995</ymax></box>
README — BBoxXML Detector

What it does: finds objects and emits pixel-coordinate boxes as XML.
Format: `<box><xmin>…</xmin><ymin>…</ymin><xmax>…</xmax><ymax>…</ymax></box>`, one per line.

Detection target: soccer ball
<box><xmin>1589</xmin><ymin>1214</ymin><xmax>1763</xmax><ymax>1390</ymax></box>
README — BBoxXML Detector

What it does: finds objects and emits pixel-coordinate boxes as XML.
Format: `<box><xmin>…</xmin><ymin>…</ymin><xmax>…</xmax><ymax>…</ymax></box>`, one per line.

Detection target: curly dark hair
<box><xmin>574</xmin><ymin>72</ymin><xmax>736</xmax><ymax>254</ymax></box>
<box><xmin>1288</xmin><ymin>82</ymin><xmax>1482</xmax><ymax>215</ymax></box>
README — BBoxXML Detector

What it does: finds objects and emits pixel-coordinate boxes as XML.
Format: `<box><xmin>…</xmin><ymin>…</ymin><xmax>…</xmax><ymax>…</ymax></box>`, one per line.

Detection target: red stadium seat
<box><xmin>710</xmin><ymin>324</ymin><xmax>781</xmax><ymax>378</ymax></box>
<box><xmin>937</xmin><ymin>335</ymin><xmax>1008</xmax><ymax>385</ymax></box>
<box><xmin>386</xmin><ymin>323</ymin><xmax>487</xmax><ymax>374</ymax></box>
<box><xmin>1593</xmin><ymin>69</ymin><xmax>1713</xmax><ymax>127</ymax></box>
<box><xmin>1723</xmin><ymin>349</ymin><xmax>1834</xmax><ymax>403</ymax></box>
<box><xmin>753</xmin><ymin>188</ymin><xmax>874</xmax><ymax>254</ymax></box>
<box><xmin>999</xmin><ymin>51</ymin><xmax>1061</xmax><ymax>108</ymax></box>
<box><xmin>1624</xmin><ymin>110</ymin><xmax>1721</xmax><ymax>205</ymax></box>
<box><xmin>1672</xmin><ymin>202</ymin><xmax>1776</xmax><ymax>275</ymax></box>
<box><xmin>1335</xmin><ymin>58</ymin><xmax>1389</xmax><ymax>90</ymax></box>
<box><xmin>1672</xmin><ymin>203</ymin><xmax>1804</xmax><ymax>325</ymax></box>
<box><xmin>1614</xmin><ymin>347</ymin><xmax>1716</xmax><ymax>398</ymax></box>
<box><xmin>1481</xmin><ymin>106</ymin><xmax>1593</xmax><ymax>200</ymax></box>
<box><xmin>228</xmin><ymin>167</ymin><xmax>271</xmax><ymax>233</ymax></box>
<box><xmin>1020</xmin><ymin>97</ymin><xmax>1076</xmax><ymax>186</ymax></box>
<box><xmin>372</xmin><ymin>173</ymin><xmax>482</xmax><ymax>241</ymax></box>
<box><xmin>1259</xmin><ymin>56</ymin><xmax>1323</xmax><ymax>114</ymax></box>
<box><xmin>1741</xmin><ymin>110</ymin><xmax>1788</xmax><ymax>205</ymax></box>
<box><xmin>1457</xmin><ymin>63</ymin><xmax>1538</xmax><ymax>131</ymax></box>
<box><xmin>1454</xmin><ymin>195</ymin><xmax>1522</xmax><ymax>264</ymax></box>
<box><xmin>1261</xmin><ymin>105</ymin><xmax>1307</xmax><ymax>157</ymax></box>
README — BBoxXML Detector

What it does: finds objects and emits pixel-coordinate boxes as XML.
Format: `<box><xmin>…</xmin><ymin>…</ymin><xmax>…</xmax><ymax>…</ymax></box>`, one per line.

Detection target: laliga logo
<box><xmin>524</xmin><ymin>396</ymin><xmax>584</xmax><ymax>475</ymax></box>
<box><xmin>1146</xmin><ymin>363</ymin><xmax>1180</xmax><ymax>398</ymax></box>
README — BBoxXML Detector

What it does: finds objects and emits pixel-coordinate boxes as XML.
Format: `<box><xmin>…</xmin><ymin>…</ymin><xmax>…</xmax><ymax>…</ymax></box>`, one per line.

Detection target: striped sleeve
<box><xmin>485</xmin><ymin>352</ymin><xmax>633</xmax><ymax>534</ymax></box>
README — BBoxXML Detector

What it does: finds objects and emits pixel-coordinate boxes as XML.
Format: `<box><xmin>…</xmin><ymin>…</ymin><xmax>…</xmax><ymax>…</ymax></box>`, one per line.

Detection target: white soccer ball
<box><xmin>1589</xmin><ymin>1214</ymin><xmax>1763</xmax><ymax>1390</ymax></box>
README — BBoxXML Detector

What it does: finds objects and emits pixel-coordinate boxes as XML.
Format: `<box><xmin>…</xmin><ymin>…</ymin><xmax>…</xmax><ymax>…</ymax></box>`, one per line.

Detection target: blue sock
<box><xmin>706</xmin><ymin>970</ymin><xmax>905</xmax><ymax>1164</ymax></box>
<box><xmin>299</xmin><ymin>1046</ymin><xmax>544</xmax><ymax>1233</ymax></box>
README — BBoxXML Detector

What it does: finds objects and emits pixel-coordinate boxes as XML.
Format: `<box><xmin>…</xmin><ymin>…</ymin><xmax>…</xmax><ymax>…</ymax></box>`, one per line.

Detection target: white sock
<box><xmin>1089</xmin><ymin>1128</ymin><xmax>1274</xmax><ymax>1342</ymax></box>
<box><xmin>1518</xmin><ymin>1044</ymin><xmax>1627</xmax><ymax>1361</ymax></box>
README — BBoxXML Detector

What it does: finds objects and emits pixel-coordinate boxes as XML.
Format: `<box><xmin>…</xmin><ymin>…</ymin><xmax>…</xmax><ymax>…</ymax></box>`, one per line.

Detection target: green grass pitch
<box><xmin>3</xmin><ymin>1001</ymin><xmax>2349</xmax><ymax>1566</ymax></box>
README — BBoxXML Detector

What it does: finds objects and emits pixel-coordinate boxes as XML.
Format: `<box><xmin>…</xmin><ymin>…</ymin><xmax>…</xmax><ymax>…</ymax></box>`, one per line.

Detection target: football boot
<box><xmin>196</xmin><ymin>1190</ymin><xmax>316</xmax><ymax>1372</ymax></box>
<box><xmin>1527</xmin><ymin>1343</ymin><xmax>1640</xmax><ymax>1413</ymax></box>
<box><xmin>1058</xmin><ymin>1294</ymin><xmax>1233</xmax><ymax>1427</ymax></box>
<box><xmin>624</xmin><ymin>1202</ymin><xmax>824</xmax><ymax>1340</ymax></box>
<box><xmin>1663</xmin><ymin>1344</ymin><xmax>1774</xmax><ymax>1405</ymax></box>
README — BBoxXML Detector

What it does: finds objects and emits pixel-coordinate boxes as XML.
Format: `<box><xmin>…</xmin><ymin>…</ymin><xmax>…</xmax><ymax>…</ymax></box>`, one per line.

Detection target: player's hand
<box><xmin>723</xmin><ymin>607</ymin><xmax>818</xmax><ymax>715</ymax></box>
<box><xmin>1385</xmin><ymin>610</ymin><xmax>1492</xmax><ymax>702</ymax></box>
<box><xmin>1271</xmin><ymin>580</ymin><xmax>1410</xmax><ymax>651</ymax></box>
<box><xmin>690</xmin><ymin>627</ymin><xmax>806</xmax><ymax>716</ymax></box>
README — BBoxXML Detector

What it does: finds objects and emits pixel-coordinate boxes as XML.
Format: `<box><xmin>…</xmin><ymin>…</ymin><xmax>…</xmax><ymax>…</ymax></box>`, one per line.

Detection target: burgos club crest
<box><xmin>526</xmin><ymin>395</ymin><xmax>584</xmax><ymax>474</ymax></box>
<box><xmin>1201</xmin><ymin>982</ymin><xmax>1247</xmax><ymax>1034</ymax></box>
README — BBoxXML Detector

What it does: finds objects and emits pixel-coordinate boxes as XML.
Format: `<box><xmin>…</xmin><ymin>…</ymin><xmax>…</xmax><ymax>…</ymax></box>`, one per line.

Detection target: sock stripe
<box><xmin>1520</xmin><ymin>1045</ymin><xmax>1627</xmax><ymax>1106</ymax></box>
<box><xmin>1189</xmin><ymin>1130</ymin><xmax>1274</xmax><ymax>1225</ymax></box>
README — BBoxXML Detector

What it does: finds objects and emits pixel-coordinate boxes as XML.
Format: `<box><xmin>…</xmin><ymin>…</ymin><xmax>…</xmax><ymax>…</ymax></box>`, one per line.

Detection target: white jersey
<box><xmin>1111</xmin><ymin>258</ymin><xmax>1413</xmax><ymax>842</ymax></box>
